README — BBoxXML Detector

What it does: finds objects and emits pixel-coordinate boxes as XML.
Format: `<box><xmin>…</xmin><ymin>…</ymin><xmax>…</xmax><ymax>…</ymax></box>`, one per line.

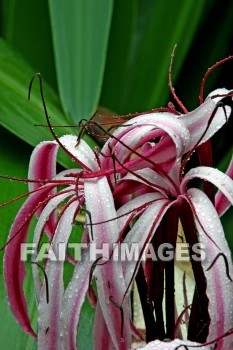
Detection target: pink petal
<box><xmin>181</xmin><ymin>166</ymin><xmax>233</xmax><ymax>206</ymax></box>
<box><xmin>117</xmin><ymin>168</ymin><xmax>177</xmax><ymax>197</ymax></box>
<box><xmin>215</xmin><ymin>155</ymin><xmax>233</xmax><ymax>216</ymax></box>
<box><xmin>60</xmin><ymin>248</ymin><xmax>93</xmax><ymax>350</ymax></box>
<box><xmin>94</xmin><ymin>302</ymin><xmax>114</xmax><ymax>350</ymax></box>
<box><xmin>84</xmin><ymin>177</ymin><xmax>131</xmax><ymax>350</ymax></box>
<box><xmin>101</xmin><ymin>113</ymin><xmax>190</xmax><ymax>173</ymax></box>
<box><xmin>32</xmin><ymin>189</ymin><xmax>75</xmax><ymax>301</ymax></box>
<box><xmin>123</xmin><ymin>199</ymin><xmax>171</xmax><ymax>289</ymax></box>
<box><xmin>188</xmin><ymin>188</ymin><xmax>233</xmax><ymax>349</ymax></box>
<box><xmin>37</xmin><ymin>199</ymin><xmax>80</xmax><ymax>350</ymax></box>
<box><xmin>28</xmin><ymin>141</ymin><xmax>58</xmax><ymax>236</ymax></box>
<box><xmin>4</xmin><ymin>185</ymin><xmax>56</xmax><ymax>338</ymax></box>
<box><xmin>182</xmin><ymin>88</ymin><xmax>231</xmax><ymax>150</ymax></box>
<box><xmin>59</xmin><ymin>135</ymin><xmax>100</xmax><ymax>171</ymax></box>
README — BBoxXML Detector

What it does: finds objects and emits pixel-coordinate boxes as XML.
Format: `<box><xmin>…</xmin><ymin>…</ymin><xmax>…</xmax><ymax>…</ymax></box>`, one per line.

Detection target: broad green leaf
<box><xmin>48</xmin><ymin>0</ymin><xmax>113</xmax><ymax>122</ymax></box>
<box><xmin>0</xmin><ymin>127</ymin><xmax>37</xmax><ymax>349</ymax></box>
<box><xmin>100</xmin><ymin>0</ymin><xmax>208</xmax><ymax>114</ymax></box>
<box><xmin>5</xmin><ymin>0</ymin><xmax>57</xmax><ymax>90</ymax></box>
<box><xmin>0</xmin><ymin>38</ymin><xmax>96</xmax><ymax>169</ymax></box>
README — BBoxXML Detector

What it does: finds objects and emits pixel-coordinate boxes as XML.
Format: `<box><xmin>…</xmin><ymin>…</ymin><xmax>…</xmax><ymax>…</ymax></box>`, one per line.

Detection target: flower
<box><xmin>1</xmin><ymin>71</ymin><xmax>233</xmax><ymax>350</ymax></box>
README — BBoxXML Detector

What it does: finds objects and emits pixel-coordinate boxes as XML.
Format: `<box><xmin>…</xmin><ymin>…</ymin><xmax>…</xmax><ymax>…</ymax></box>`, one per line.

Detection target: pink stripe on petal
<box><xmin>32</xmin><ymin>189</ymin><xmax>75</xmax><ymax>301</ymax></box>
<box><xmin>37</xmin><ymin>199</ymin><xmax>79</xmax><ymax>350</ymax></box>
<box><xmin>4</xmin><ymin>185</ymin><xmax>56</xmax><ymax>338</ymax></box>
<box><xmin>215</xmin><ymin>156</ymin><xmax>233</xmax><ymax>216</ymax></box>
<box><xmin>84</xmin><ymin>177</ymin><xmax>131</xmax><ymax>350</ymax></box>
<box><xmin>101</xmin><ymin>113</ymin><xmax>190</xmax><ymax>172</ymax></box>
<box><xmin>61</xmin><ymin>248</ymin><xmax>93</xmax><ymax>350</ymax></box>
<box><xmin>182</xmin><ymin>89</ymin><xmax>231</xmax><ymax>150</ymax></box>
<box><xmin>123</xmin><ymin>199</ymin><xmax>171</xmax><ymax>289</ymax></box>
<box><xmin>188</xmin><ymin>188</ymin><xmax>233</xmax><ymax>349</ymax></box>
<box><xmin>181</xmin><ymin>166</ymin><xmax>233</xmax><ymax>205</ymax></box>
<box><xmin>94</xmin><ymin>302</ymin><xmax>114</xmax><ymax>350</ymax></box>
<box><xmin>59</xmin><ymin>135</ymin><xmax>100</xmax><ymax>172</ymax></box>
<box><xmin>28</xmin><ymin>141</ymin><xmax>58</xmax><ymax>236</ymax></box>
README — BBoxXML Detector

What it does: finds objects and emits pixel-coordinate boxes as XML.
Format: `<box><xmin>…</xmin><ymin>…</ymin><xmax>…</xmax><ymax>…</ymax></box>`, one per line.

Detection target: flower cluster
<box><xmin>1</xmin><ymin>62</ymin><xmax>233</xmax><ymax>350</ymax></box>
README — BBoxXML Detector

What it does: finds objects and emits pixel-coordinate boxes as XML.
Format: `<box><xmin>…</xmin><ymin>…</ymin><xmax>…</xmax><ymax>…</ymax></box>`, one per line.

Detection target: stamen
<box><xmin>0</xmin><ymin>174</ymin><xmax>74</xmax><ymax>185</ymax></box>
<box><xmin>109</xmin><ymin>295</ymin><xmax>124</xmax><ymax>340</ymax></box>
<box><xmin>28</xmin><ymin>73</ymin><xmax>92</xmax><ymax>172</ymax></box>
<box><xmin>81</xmin><ymin>208</ymin><xmax>94</xmax><ymax>241</ymax></box>
<box><xmin>169</xmin><ymin>45</ymin><xmax>188</xmax><ymax>114</ymax></box>
<box><xmin>88</xmin><ymin>257</ymin><xmax>102</xmax><ymax>295</ymax></box>
<box><xmin>31</xmin><ymin>261</ymin><xmax>49</xmax><ymax>303</ymax></box>
<box><xmin>206</xmin><ymin>252</ymin><xmax>232</xmax><ymax>281</ymax></box>
<box><xmin>173</xmin><ymin>304</ymin><xmax>191</xmax><ymax>338</ymax></box>
<box><xmin>199</xmin><ymin>55</ymin><xmax>233</xmax><ymax>104</ymax></box>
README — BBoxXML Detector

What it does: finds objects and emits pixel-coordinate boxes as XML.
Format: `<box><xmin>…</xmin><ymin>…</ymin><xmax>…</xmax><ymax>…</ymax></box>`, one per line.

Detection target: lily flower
<box><xmin>1</xmin><ymin>70</ymin><xmax>233</xmax><ymax>350</ymax></box>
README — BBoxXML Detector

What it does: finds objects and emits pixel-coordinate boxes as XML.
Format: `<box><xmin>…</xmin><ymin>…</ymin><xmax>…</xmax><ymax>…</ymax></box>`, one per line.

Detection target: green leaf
<box><xmin>0</xmin><ymin>38</ymin><xmax>96</xmax><ymax>169</ymax></box>
<box><xmin>5</xmin><ymin>0</ymin><xmax>57</xmax><ymax>90</ymax></box>
<box><xmin>48</xmin><ymin>0</ymin><xmax>113</xmax><ymax>122</ymax></box>
<box><xmin>0</xmin><ymin>127</ymin><xmax>37</xmax><ymax>349</ymax></box>
<box><xmin>100</xmin><ymin>0</ymin><xmax>208</xmax><ymax>114</ymax></box>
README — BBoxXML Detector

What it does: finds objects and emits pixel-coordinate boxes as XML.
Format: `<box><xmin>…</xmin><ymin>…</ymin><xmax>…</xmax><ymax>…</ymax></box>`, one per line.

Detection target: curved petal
<box><xmin>28</xmin><ymin>141</ymin><xmax>59</xmax><ymax>236</ymax></box>
<box><xmin>3</xmin><ymin>184</ymin><xmax>57</xmax><ymax>338</ymax></box>
<box><xmin>32</xmin><ymin>189</ymin><xmax>75</xmax><ymax>302</ymax></box>
<box><xmin>181</xmin><ymin>166</ymin><xmax>233</xmax><ymax>206</ymax></box>
<box><xmin>215</xmin><ymin>155</ymin><xmax>233</xmax><ymax>216</ymax></box>
<box><xmin>101</xmin><ymin>113</ymin><xmax>190</xmax><ymax>173</ymax></box>
<box><xmin>116</xmin><ymin>168</ymin><xmax>177</xmax><ymax>197</ymax></box>
<box><xmin>84</xmin><ymin>176</ymin><xmax>131</xmax><ymax>350</ymax></box>
<box><xmin>188</xmin><ymin>188</ymin><xmax>233</xmax><ymax>349</ymax></box>
<box><xmin>116</xmin><ymin>192</ymin><xmax>167</xmax><ymax>234</ymax></box>
<box><xmin>123</xmin><ymin>199</ymin><xmax>171</xmax><ymax>290</ymax></box>
<box><xmin>182</xmin><ymin>88</ymin><xmax>231</xmax><ymax>150</ymax></box>
<box><xmin>93</xmin><ymin>302</ymin><xmax>115</xmax><ymax>350</ymax></box>
<box><xmin>59</xmin><ymin>135</ymin><xmax>100</xmax><ymax>172</ymax></box>
<box><xmin>37</xmin><ymin>199</ymin><xmax>79</xmax><ymax>350</ymax></box>
<box><xmin>60</xmin><ymin>247</ymin><xmax>93</xmax><ymax>350</ymax></box>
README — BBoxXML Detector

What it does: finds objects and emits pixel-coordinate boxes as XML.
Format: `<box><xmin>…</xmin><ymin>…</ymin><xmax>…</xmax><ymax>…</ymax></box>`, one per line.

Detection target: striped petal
<box><xmin>215</xmin><ymin>155</ymin><xmax>233</xmax><ymax>216</ymax></box>
<box><xmin>182</xmin><ymin>88</ymin><xmax>231</xmax><ymax>150</ymax></box>
<box><xmin>28</xmin><ymin>141</ymin><xmax>58</xmax><ymax>236</ymax></box>
<box><xmin>84</xmin><ymin>176</ymin><xmax>131</xmax><ymax>350</ymax></box>
<box><xmin>181</xmin><ymin>167</ymin><xmax>233</xmax><ymax>206</ymax></box>
<box><xmin>37</xmin><ymin>199</ymin><xmax>79</xmax><ymax>350</ymax></box>
<box><xmin>188</xmin><ymin>188</ymin><xmax>233</xmax><ymax>349</ymax></box>
<box><xmin>4</xmin><ymin>184</ymin><xmax>56</xmax><ymax>338</ymax></box>
<box><xmin>60</xmin><ymin>247</ymin><xmax>93</xmax><ymax>350</ymax></box>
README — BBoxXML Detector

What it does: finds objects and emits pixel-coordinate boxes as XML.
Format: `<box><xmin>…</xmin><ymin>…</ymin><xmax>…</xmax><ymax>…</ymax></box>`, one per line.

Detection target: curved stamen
<box><xmin>109</xmin><ymin>296</ymin><xmax>124</xmax><ymax>340</ymax></box>
<box><xmin>88</xmin><ymin>257</ymin><xmax>102</xmax><ymax>295</ymax></box>
<box><xmin>31</xmin><ymin>262</ymin><xmax>49</xmax><ymax>303</ymax></box>
<box><xmin>199</xmin><ymin>55</ymin><xmax>233</xmax><ymax>104</ymax></box>
<box><xmin>206</xmin><ymin>252</ymin><xmax>233</xmax><ymax>281</ymax></box>
<box><xmin>0</xmin><ymin>174</ymin><xmax>75</xmax><ymax>185</ymax></box>
<box><xmin>173</xmin><ymin>304</ymin><xmax>191</xmax><ymax>338</ymax></box>
<box><xmin>169</xmin><ymin>45</ymin><xmax>188</xmax><ymax>114</ymax></box>
<box><xmin>28</xmin><ymin>73</ymin><xmax>92</xmax><ymax>172</ymax></box>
